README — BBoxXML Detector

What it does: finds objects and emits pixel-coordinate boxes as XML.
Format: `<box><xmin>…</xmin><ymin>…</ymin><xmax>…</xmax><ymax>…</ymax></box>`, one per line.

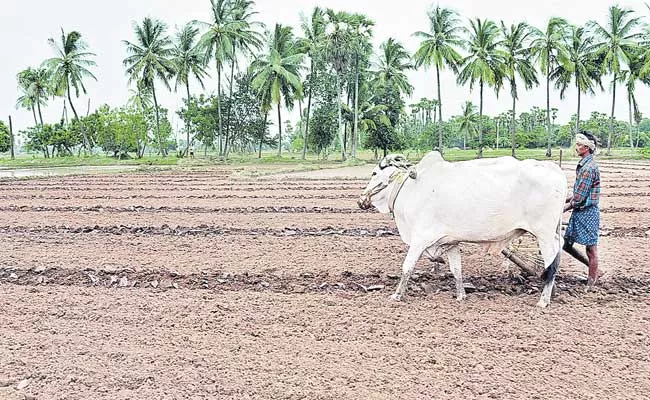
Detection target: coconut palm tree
<box><xmin>123</xmin><ymin>17</ymin><xmax>175</xmax><ymax>156</ymax></box>
<box><xmin>589</xmin><ymin>5</ymin><xmax>642</xmax><ymax>154</ymax></box>
<box><xmin>171</xmin><ymin>23</ymin><xmax>209</xmax><ymax>156</ymax></box>
<box><xmin>45</xmin><ymin>29</ymin><xmax>97</xmax><ymax>150</ymax></box>
<box><xmin>223</xmin><ymin>0</ymin><xmax>263</xmax><ymax>157</ymax></box>
<box><xmin>550</xmin><ymin>25</ymin><xmax>602</xmax><ymax>138</ymax></box>
<box><xmin>500</xmin><ymin>21</ymin><xmax>538</xmax><ymax>157</ymax></box>
<box><xmin>531</xmin><ymin>17</ymin><xmax>569</xmax><ymax>157</ymax></box>
<box><xmin>45</xmin><ymin>29</ymin><xmax>97</xmax><ymax>120</ymax></box>
<box><xmin>249</xmin><ymin>24</ymin><xmax>304</xmax><ymax>157</ymax></box>
<box><xmin>457</xmin><ymin>18</ymin><xmax>505</xmax><ymax>158</ymax></box>
<box><xmin>373</xmin><ymin>38</ymin><xmax>414</xmax><ymax>96</ymax></box>
<box><xmin>621</xmin><ymin>50</ymin><xmax>648</xmax><ymax>149</ymax></box>
<box><xmin>413</xmin><ymin>6</ymin><xmax>463</xmax><ymax>155</ymax></box>
<box><xmin>16</xmin><ymin>67</ymin><xmax>51</xmax><ymax>128</ymax></box>
<box><xmin>458</xmin><ymin>101</ymin><xmax>478</xmax><ymax>150</ymax></box>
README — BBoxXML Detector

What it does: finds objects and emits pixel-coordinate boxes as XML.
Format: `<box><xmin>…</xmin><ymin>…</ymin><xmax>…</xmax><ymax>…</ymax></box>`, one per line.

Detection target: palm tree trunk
<box><xmin>511</xmin><ymin>82</ymin><xmax>517</xmax><ymax>157</ymax></box>
<box><xmin>277</xmin><ymin>103</ymin><xmax>282</xmax><ymax>157</ymax></box>
<box><xmin>67</xmin><ymin>77</ymin><xmax>89</xmax><ymax>153</ymax></box>
<box><xmin>259</xmin><ymin>111</ymin><xmax>268</xmax><ymax>158</ymax></box>
<box><xmin>628</xmin><ymin>90</ymin><xmax>634</xmax><ymax>150</ymax></box>
<box><xmin>9</xmin><ymin>115</ymin><xmax>15</xmax><ymax>159</ymax></box>
<box><xmin>463</xmin><ymin>130</ymin><xmax>467</xmax><ymax>150</ymax></box>
<box><xmin>353</xmin><ymin>54</ymin><xmax>360</xmax><ymax>159</ymax></box>
<box><xmin>185</xmin><ymin>80</ymin><xmax>192</xmax><ymax>157</ymax></box>
<box><xmin>216</xmin><ymin>62</ymin><xmax>223</xmax><ymax>156</ymax></box>
<box><xmin>151</xmin><ymin>83</ymin><xmax>165</xmax><ymax>157</ymax></box>
<box><xmin>302</xmin><ymin>61</ymin><xmax>314</xmax><ymax>160</ymax></box>
<box><xmin>298</xmin><ymin>98</ymin><xmax>303</xmax><ymax>155</ymax></box>
<box><xmin>545</xmin><ymin>62</ymin><xmax>552</xmax><ymax>157</ymax></box>
<box><xmin>496</xmin><ymin>119</ymin><xmax>499</xmax><ymax>150</ymax></box>
<box><xmin>478</xmin><ymin>80</ymin><xmax>484</xmax><ymax>159</ymax></box>
<box><xmin>67</xmin><ymin>83</ymin><xmax>79</xmax><ymax>120</ymax></box>
<box><xmin>436</xmin><ymin>65</ymin><xmax>443</xmax><ymax>155</ymax></box>
<box><xmin>576</xmin><ymin>86</ymin><xmax>581</xmax><ymax>139</ymax></box>
<box><xmin>31</xmin><ymin>106</ymin><xmax>38</xmax><ymax>126</ymax></box>
<box><xmin>224</xmin><ymin>59</ymin><xmax>236</xmax><ymax>158</ymax></box>
<box><xmin>36</xmin><ymin>96</ymin><xmax>44</xmax><ymax>128</ymax></box>
<box><xmin>607</xmin><ymin>74</ymin><xmax>616</xmax><ymax>155</ymax></box>
<box><xmin>337</xmin><ymin>74</ymin><xmax>345</xmax><ymax>161</ymax></box>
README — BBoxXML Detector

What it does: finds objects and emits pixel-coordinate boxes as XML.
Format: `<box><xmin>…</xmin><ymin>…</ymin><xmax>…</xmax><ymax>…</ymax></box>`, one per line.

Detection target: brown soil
<box><xmin>1</xmin><ymin>160</ymin><xmax>649</xmax><ymax>399</ymax></box>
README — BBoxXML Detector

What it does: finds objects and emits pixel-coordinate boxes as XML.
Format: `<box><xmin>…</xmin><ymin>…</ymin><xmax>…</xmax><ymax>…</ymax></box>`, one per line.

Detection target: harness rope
<box><xmin>387</xmin><ymin>170</ymin><xmax>410</xmax><ymax>218</ymax></box>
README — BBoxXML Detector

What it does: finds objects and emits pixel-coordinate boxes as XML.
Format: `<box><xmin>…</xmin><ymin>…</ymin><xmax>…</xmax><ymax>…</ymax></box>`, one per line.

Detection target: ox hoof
<box><xmin>536</xmin><ymin>300</ymin><xmax>549</xmax><ymax>308</ymax></box>
<box><xmin>456</xmin><ymin>294</ymin><xmax>467</xmax><ymax>302</ymax></box>
<box><xmin>390</xmin><ymin>293</ymin><xmax>404</xmax><ymax>301</ymax></box>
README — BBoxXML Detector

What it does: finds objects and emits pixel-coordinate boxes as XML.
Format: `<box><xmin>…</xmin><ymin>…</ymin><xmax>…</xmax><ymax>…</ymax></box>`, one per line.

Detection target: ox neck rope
<box><xmin>387</xmin><ymin>171</ymin><xmax>410</xmax><ymax>218</ymax></box>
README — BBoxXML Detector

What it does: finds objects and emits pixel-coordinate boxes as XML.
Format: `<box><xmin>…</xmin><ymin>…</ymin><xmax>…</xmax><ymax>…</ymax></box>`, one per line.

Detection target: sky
<box><xmin>2</xmin><ymin>0</ymin><xmax>650</xmax><ymax>139</ymax></box>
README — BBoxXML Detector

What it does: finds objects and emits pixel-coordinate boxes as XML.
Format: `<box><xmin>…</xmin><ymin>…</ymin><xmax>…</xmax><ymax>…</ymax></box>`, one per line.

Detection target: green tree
<box><xmin>123</xmin><ymin>17</ymin><xmax>175</xmax><ymax>156</ymax></box>
<box><xmin>223</xmin><ymin>0</ymin><xmax>263</xmax><ymax>158</ymax></box>
<box><xmin>457</xmin><ymin>101</ymin><xmax>478</xmax><ymax>150</ymax></box>
<box><xmin>297</xmin><ymin>7</ymin><xmax>327</xmax><ymax>160</ymax></box>
<box><xmin>413</xmin><ymin>6</ymin><xmax>463</xmax><ymax>155</ymax></box>
<box><xmin>621</xmin><ymin>50</ymin><xmax>648</xmax><ymax>149</ymax></box>
<box><xmin>589</xmin><ymin>5</ymin><xmax>642</xmax><ymax>154</ymax></box>
<box><xmin>44</xmin><ymin>28</ymin><xmax>97</xmax><ymax>148</ymax></box>
<box><xmin>500</xmin><ymin>21</ymin><xmax>538</xmax><ymax>157</ymax></box>
<box><xmin>550</xmin><ymin>25</ymin><xmax>602</xmax><ymax>138</ymax></box>
<box><xmin>531</xmin><ymin>17</ymin><xmax>569</xmax><ymax>157</ymax></box>
<box><xmin>457</xmin><ymin>18</ymin><xmax>505</xmax><ymax>158</ymax></box>
<box><xmin>0</xmin><ymin>121</ymin><xmax>10</xmax><ymax>153</ymax></box>
<box><xmin>171</xmin><ymin>23</ymin><xmax>209</xmax><ymax>157</ymax></box>
<box><xmin>16</xmin><ymin>67</ymin><xmax>51</xmax><ymax>127</ymax></box>
<box><xmin>249</xmin><ymin>24</ymin><xmax>304</xmax><ymax>157</ymax></box>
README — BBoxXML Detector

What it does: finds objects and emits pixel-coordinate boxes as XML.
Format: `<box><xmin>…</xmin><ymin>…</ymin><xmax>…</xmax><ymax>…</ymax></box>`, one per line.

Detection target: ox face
<box><xmin>357</xmin><ymin>165</ymin><xmax>396</xmax><ymax>213</ymax></box>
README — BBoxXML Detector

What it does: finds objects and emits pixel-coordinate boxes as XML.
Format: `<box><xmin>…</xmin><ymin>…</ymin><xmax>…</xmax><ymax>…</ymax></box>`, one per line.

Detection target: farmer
<box><xmin>563</xmin><ymin>131</ymin><xmax>601</xmax><ymax>286</ymax></box>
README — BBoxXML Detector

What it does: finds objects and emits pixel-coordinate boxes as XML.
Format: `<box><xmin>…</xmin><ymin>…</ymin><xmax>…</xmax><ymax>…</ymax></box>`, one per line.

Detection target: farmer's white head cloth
<box><xmin>576</xmin><ymin>133</ymin><xmax>597</xmax><ymax>153</ymax></box>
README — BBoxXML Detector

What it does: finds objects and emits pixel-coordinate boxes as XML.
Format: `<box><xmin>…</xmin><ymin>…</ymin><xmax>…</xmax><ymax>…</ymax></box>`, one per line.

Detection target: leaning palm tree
<box><xmin>531</xmin><ymin>17</ymin><xmax>569</xmax><ymax>157</ymax></box>
<box><xmin>500</xmin><ymin>21</ymin><xmax>538</xmax><ymax>157</ymax></box>
<box><xmin>413</xmin><ymin>6</ymin><xmax>464</xmax><ymax>155</ymax></box>
<box><xmin>589</xmin><ymin>5</ymin><xmax>642</xmax><ymax>155</ymax></box>
<box><xmin>123</xmin><ymin>17</ymin><xmax>175</xmax><ymax>156</ymax></box>
<box><xmin>16</xmin><ymin>67</ymin><xmax>51</xmax><ymax>127</ymax></box>
<box><xmin>45</xmin><ymin>29</ymin><xmax>97</xmax><ymax>150</ymax></box>
<box><xmin>621</xmin><ymin>50</ymin><xmax>648</xmax><ymax>149</ymax></box>
<box><xmin>171</xmin><ymin>23</ymin><xmax>209</xmax><ymax>156</ymax></box>
<box><xmin>456</xmin><ymin>18</ymin><xmax>505</xmax><ymax>158</ymax></box>
<box><xmin>45</xmin><ymin>29</ymin><xmax>97</xmax><ymax>121</ymax></box>
<box><xmin>297</xmin><ymin>7</ymin><xmax>327</xmax><ymax>160</ymax></box>
<box><xmin>249</xmin><ymin>24</ymin><xmax>304</xmax><ymax>157</ymax></box>
<box><xmin>550</xmin><ymin>25</ymin><xmax>602</xmax><ymax>138</ymax></box>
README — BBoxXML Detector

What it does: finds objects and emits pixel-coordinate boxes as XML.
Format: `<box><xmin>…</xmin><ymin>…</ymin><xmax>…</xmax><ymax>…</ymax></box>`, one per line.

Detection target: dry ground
<box><xmin>1</xmin><ymin>159</ymin><xmax>649</xmax><ymax>399</ymax></box>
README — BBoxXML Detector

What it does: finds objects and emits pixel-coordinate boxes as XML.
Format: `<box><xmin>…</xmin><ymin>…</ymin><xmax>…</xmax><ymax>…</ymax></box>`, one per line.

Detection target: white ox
<box><xmin>358</xmin><ymin>151</ymin><xmax>567</xmax><ymax>307</ymax></box>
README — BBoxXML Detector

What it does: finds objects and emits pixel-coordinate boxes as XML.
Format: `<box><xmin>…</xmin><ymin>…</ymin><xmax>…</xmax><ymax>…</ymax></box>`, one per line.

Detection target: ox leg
<box><xmin>447</xmin><ymin>245</ymin><xmax>466</xmax><ymax>301</ymax></box>
<box><xmin>537</xmin><ymin>237</ymin><xmax>561</xmax><ymax>308</ymax></box>
<box><xmin>391</xmin><ymin>244</ymin><xmax>426</xmax><ymax>301</ymax></box>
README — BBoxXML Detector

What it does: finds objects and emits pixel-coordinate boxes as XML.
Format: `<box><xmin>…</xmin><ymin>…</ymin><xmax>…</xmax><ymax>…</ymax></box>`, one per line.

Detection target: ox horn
<box><xmin>379</xmin><ymin>154</ymin><xmax>411</xmax><ymax>169</ymax></box>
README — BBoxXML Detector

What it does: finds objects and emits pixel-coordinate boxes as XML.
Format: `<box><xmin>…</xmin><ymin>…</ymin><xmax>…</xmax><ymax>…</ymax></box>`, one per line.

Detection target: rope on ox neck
<box><xmin>388</xmin><ymin>170</ymin><xmax>410</xmax><ymax>218</ymax></box>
